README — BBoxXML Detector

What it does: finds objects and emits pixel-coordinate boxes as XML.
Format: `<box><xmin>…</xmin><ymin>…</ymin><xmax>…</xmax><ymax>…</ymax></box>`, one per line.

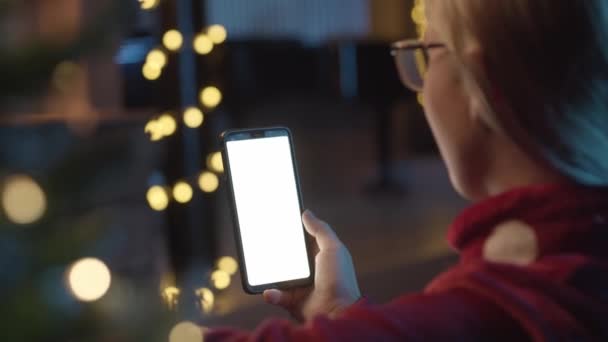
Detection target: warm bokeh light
<box><xmin>142</xmin><ymin>63</ymin><xmax>162</xmax><ymax>80</ymax></box>
<box><xmin>146</xmin><ymin>186</ymin><xmax>169</xmax><ymax>211</ymax></box>
<box><xmin>145</xmin><ymin>115</ymin><xmax>176</xmax><ymax>141</ymax></box>
<box><xmin>169</xmin><ymin>321</ymin><xmax>205</xmax><ymax>342</ymax></box>
<box><xmin>193</xmin><ymin>34</ymin><xmax>214</xmax><ymax>55</ymax></box>
<box><xmin>207</xmin><ymin>152</ymin><xmax>224</xmax><ymax>173</ymax></box>
<box><xmin>144</xmin><ymin>119</ymin><xmax>164</xmax><ymax>141</ymax></box>
<box><xmin>67</xmin><ymin>258</ymin><xmax>111</xmax><ymax>302</ymax></box>
<box><xmin>173</xmin><ymin>181</ymin><xmax>193</xmax><ymax>204</ymax></box>
<box><xmin>139</xmin><ymin>0</ymin><xmax>160</xmax><ymax>10</ymax></box>
<box><xmin>161</xmin><ymin>286</ymin><xmax>180</xmax><ymax>310</ymax></box>
<box><xmin>1</xmin><ymin>175</ymin><xmax>46</xmax><ymax>225</ymax></box>
<box><xmin>158</xmin><ymin>114</ymin><xmax>177</xmax><ymax>137</ymax></box>
<box><xmin>183</xmin><ymin>107</ymin><xmax>205</xmax><ymax>128</ymax></box>
<box><xmin>198</xmin><ymin>171</ymin><xmax>219</xmax><ymax>193</ymax></box>
<box><xmin>199</xmin><ymin>86</ymin><xmax>222</xmax><ymax>109</ymax></box>
<box><xmin>207</xmin><ymin>25</ymin><xmax>227</xmax><ymax>44</ymax></box>
<box><xmin>163</xmin><ymin>29</ymin><xmax>183</xmax><ymax>51</ymax></box>
<box><xmin>195</xmin><ymin>287</ymin><xmax>214</xmax><ymax>313</ymax></box>
<box><xmin>146</xmin><ymin>48</ymin><xmax>167</xmax><ymax>69</ymax></box>
<box><xmin>217</xmin><ymin>256</ymin><xmax>238</xmax><ymax>275</ymax></box>
<box><xmin>211</xmin><ymin>270</ymin><xmax>230</xmax><ymax>290</ymax></box>
<box><xmin>412</xmin><ymin>0</ymin><xmax>427</xmax><ymax>38</ymax></box>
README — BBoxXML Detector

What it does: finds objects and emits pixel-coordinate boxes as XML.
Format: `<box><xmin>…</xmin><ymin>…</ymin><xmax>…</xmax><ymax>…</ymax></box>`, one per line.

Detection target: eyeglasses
<box><xmin>391</xmin><ymin>39</ymin><xmax>446</xmax><ymax>92</ymax></box>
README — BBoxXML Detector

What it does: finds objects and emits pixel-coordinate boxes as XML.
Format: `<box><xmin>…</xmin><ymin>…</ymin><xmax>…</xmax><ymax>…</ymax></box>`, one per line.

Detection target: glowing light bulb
<box><xmin>139</xmin><ymin>0</ymin><xmax>159</xmax><ymax>10</ymax></box>
<box><xmin>211</xmin><ymin>270</ymin><xmax>230</xmax><ymax>290</ymax></box>
<box><xmin>146</xmin><ymin>49</ymin><xmax>167</xmax><ymax>69</ymax></box>
<box><xmin>413</xmin><ymin>0</ymin><xmax>427</xmax><ymax>38</ymax></box>
<box><xmin>169</xmin><ymin>321</ymin><xmax>205</xmax><ymax>342</ymax></box>
<box><xmin>158</xmin><ymin>114</ymin><xmax>177</xmax><ymax>136</ymax></box>
<box><xmin>67</xmin><ymin>258</ymin><xmax>111</xmax><ymax>302</ymax></box>
<box><xmin>217</xmin><ymin>256</ymin><xmax>238</xmax><ymax>275</ymax></box>
<box><xmin>198</xmin><ymin>171</ymin><xmax>219</xmax><ymax>193</ymax></box>
<box><xmin>1</xmin><ymin>175</ymin><xmax>46</xmax><ymax>225</ymax></box>
<box><xmin>199</xmin><ymin>86</ymin><xmax>222</xmax><ymax>109</ymax></box>
<box><xmin>173</xmin><ymin>181</ymin><xmax>193</xmax><ymax>204</ymax></box>
<box><xmin>193</xmin><ymin>34</ymin><xmax>214</xmax><ymax>55</ymax></box>
<box><xmin>145</xmin><ymin>119</ymin><xmax>164</xmax><ymax>141</ymax></box>
<box><xmin>411</xmin><ymin>5</ymin><xmax>424</xmax><ymax>24</ymax></box>
<box><xmin>163</xmin><ymin>29</ymin><xmax>183</xmax><ymax>51</ymax></box>
<box><xmin>207</xmin><ymin>25</ymin><xmax>227</xmax><ymax>44</ymax></box>
<box><xmin>183</xmin><ymin>107</ymin><xmax>204</xmax><ymax>128</ymax></box>
<box><xmin>206</xmin><ymin>152</ymin><xmax>224</xmax><ymax>173</ymax></box>
<box><xmin>142</xmin><ymin>63</ymin><xmax>162</xmax><ymax>80</ymax></box>
<box><xmin>161</xmin><ymin>286</ymin><xmax>180</xmax><ymax>310</ymax></box>
<box><xmin>195</xmin><ymin>287</ymin><xmax>214</xmax><ymax>313</ymax></box>
<box><xmin>147</xmin><ymin>186</ymin><xmax>169</xmax><ymax>211</ymax></box>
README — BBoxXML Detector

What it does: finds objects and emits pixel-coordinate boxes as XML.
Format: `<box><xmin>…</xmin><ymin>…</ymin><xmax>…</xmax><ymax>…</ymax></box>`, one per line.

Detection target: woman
<box><xmin>206</xmin><ymin>1</ymin><xmax>608</xmax><ymax>340</ymax></box>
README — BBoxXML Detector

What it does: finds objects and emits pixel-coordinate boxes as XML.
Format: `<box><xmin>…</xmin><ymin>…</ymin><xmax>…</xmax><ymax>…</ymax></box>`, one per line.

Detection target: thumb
<box><xmin>263</xmin><ymin>289</ymin><xmax>294</xmax><ymax>308</ymax></box>
<box><xmin>302</xmin><ymin>210</ymin><xmax>340</xmax><ymax>250</ymax></box>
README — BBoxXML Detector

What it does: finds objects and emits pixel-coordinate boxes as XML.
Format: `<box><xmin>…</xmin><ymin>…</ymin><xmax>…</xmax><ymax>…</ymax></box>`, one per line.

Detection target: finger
<box><xmin>263</xmin><ymin>289</ymin><xmax>295</xmax><ymax>309</ymax></box>
<box><xmin>302</xmin><ymin>210</ymin><xmax>340</xmax><ymax>250</ymax></box>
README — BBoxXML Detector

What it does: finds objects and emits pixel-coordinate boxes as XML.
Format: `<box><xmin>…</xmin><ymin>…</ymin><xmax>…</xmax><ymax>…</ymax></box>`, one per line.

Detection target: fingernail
<box><xmin>304</xmin><ymin>210</ymin><xmax>316</xmax><ymax>219</ymax></box>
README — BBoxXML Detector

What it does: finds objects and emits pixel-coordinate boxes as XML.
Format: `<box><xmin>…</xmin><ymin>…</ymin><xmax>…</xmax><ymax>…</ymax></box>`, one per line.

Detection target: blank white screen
<box><xmin>226</xmin><ymin>135</ymin><xmax>310</xmax><ymax>286</ymax></box>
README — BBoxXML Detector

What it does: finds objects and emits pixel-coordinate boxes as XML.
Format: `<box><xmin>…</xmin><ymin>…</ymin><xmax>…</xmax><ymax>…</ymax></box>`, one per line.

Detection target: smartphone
<box><xmin>220</xmin><ymin>127</ymin><xmax>314</xmax><ymax>294</ymax></box>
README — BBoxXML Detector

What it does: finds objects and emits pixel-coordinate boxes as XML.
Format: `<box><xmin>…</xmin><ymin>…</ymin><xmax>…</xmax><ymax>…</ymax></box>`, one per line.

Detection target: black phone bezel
<box><xmin>220</xmin><ymin>126</ymin><xmax>315</xmax><ymax>294</ymax></box>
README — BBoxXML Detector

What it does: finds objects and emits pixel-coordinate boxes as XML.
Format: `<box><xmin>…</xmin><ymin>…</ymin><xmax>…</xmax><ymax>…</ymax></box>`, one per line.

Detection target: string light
<box><xmin>147</xmin><ymin>186</ymin><xmax>169</xmax><ymax>211</ymax></box>
<box><xmin>163</xmin><ymin>29</ymin><xmax>183</xmax><ymax>51</ymax></box>
<box><xmin>1</xmin><ymin>175</ymin><xmax>46</xmax><ymax>225</ymax></box>
<box><xmin>67</xmin><ymin>258</ymin><xmax>111</xmax><ymax>302</ymax></box>
<box><xmin>195</xmin><ymin>287</ymin><xmax>214</xmax><ymax>313</ymax></box>
<box><xmin>193</xmin><ymin>34</ymin><xmax>214</xmax><ymax>55</ymax></box>
<box><xmin>146</xmin><ymin>48</ymin><xmax>168</xmax><ymax>69</ymax></box>
<box><xmin>211</xmin><ymin>270</ymin><xmax>230</xmax><ymax>290</ymax></box>
<box><xmin>412</xmin><ymin>0</ymin><xmax>426</xmax><ymax>106</ymax></box>
<box><xmin>183</xmin><ymin>107</ymin><xmax>205</xmax><ymax>128</ymax></box>
<box><xmin>207</xmin><ymin>25</ymin><xmax>227</xmax><ymax>44</ymax></box>
<box><xmin>198</xmin><ymin>171</ymin><xmax>219</xmax><ymax>193</ymax></box>
<box><xmin>145</xmin><ymin>119</ymin><xmax>163</xmax><ymax>141</ymax></box>
<box><xmin>173</xmin><ymin>181</ymin><xmax>193</xmax><ymax>204</ymax></box>
<box><xmin>161</xmin><ymin>286</ymin><xmax>181</xmax><ymax>310</ymax></box>
<box><xmin>138</xmin><ymin>0</ymin><xmax>160</xmax><ymax>10</ymax></box>
<box><xmin>206</xmin><ymin>152</ymin><xmax>224</xmax><ymax>173</ymax></box>
<box><xmin>199</xmin><ymin>86</ymin><xmax>222</xmax><ymax>109</ymax></box>
<box><xmin>217</xmin><ymin>256</ymin><xmax>238</xmax><ymax>275</ymax></box>
<box><xmin>169</xmin><ymin>321</ymin><xmax>205</xmax><ymax>342</ymax></box>
<box><xmin>142</xmin><ymin>63</ymin><xmax>162</xmax><ymax>81</ymax></box>
<box><xmin>145</xmin><ymin>114</ymin><xmax>177</xmax><ymax>141</ymax></box>
<box><xmin>158</xmin><ymin>114</ymin><xmax>177</xmax><ymax>137</ymax></box>
<box><xmin>412</xmin><ymin>0</ymin><xmax>427</xmax><ymax>38</ymax></box>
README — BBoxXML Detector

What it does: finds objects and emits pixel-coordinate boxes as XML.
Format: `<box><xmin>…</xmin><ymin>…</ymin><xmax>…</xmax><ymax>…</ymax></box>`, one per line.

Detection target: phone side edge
<box><xmin>284</xmin><ymin>128</ymin><xmax>316</xmax><ymax>287</ymax></box>
<box><xmin>220</xmin><ymin>132</ymin><xmax>259</xmax><ymax>294</ymax></box>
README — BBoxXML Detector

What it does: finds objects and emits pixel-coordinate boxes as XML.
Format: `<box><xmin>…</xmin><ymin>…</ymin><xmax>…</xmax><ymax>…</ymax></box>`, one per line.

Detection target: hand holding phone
<box><xmin>263</xmin><ymin>210</ymin><xmax>362</xmax><ymax>322</ymax></box>
<box><xmin>221</xmin><ymin>126</ymin><xmax>361</xmax><ymax>320</ymax></box>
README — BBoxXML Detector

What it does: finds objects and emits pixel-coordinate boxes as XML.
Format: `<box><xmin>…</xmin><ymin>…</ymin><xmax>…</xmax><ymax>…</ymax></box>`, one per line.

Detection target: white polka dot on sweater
<box><xmin>483</xmin><ymin>220</ymin><xmax>538</xmax><ymax>266</ymax></box>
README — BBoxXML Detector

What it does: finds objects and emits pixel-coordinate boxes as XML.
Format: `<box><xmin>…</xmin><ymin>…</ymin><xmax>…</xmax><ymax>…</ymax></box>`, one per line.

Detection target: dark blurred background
<box><xmin>0</xmin><ymin>0</ymin><xmax>466</xmax><ymax>341</ymax></box>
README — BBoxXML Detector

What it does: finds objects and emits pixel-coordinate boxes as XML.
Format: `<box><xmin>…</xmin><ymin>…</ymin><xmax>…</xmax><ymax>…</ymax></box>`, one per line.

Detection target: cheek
<box><xmin>423</xmin><ymin>62</ymin><xmax>471</xmax><ymax>158</ymax></box>
<box><xmin>422</xmin><ymin>61</ymin><xmax>485</xmax><ymax>197</ymax></box>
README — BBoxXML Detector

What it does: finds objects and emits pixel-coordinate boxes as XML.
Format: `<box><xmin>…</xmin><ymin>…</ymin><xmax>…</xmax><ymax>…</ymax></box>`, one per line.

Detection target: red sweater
<box><xmin>206</xmin><ymin>184</ymin><xmax>608</xmax><ymax>341</ymax></box>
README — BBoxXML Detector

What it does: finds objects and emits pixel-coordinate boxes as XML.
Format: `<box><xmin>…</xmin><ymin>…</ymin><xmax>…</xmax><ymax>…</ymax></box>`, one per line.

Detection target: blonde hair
<box><xmin>434</xmin><ymin>1</ymin><xmax>608</xmax><ymax>185</ymax></box>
